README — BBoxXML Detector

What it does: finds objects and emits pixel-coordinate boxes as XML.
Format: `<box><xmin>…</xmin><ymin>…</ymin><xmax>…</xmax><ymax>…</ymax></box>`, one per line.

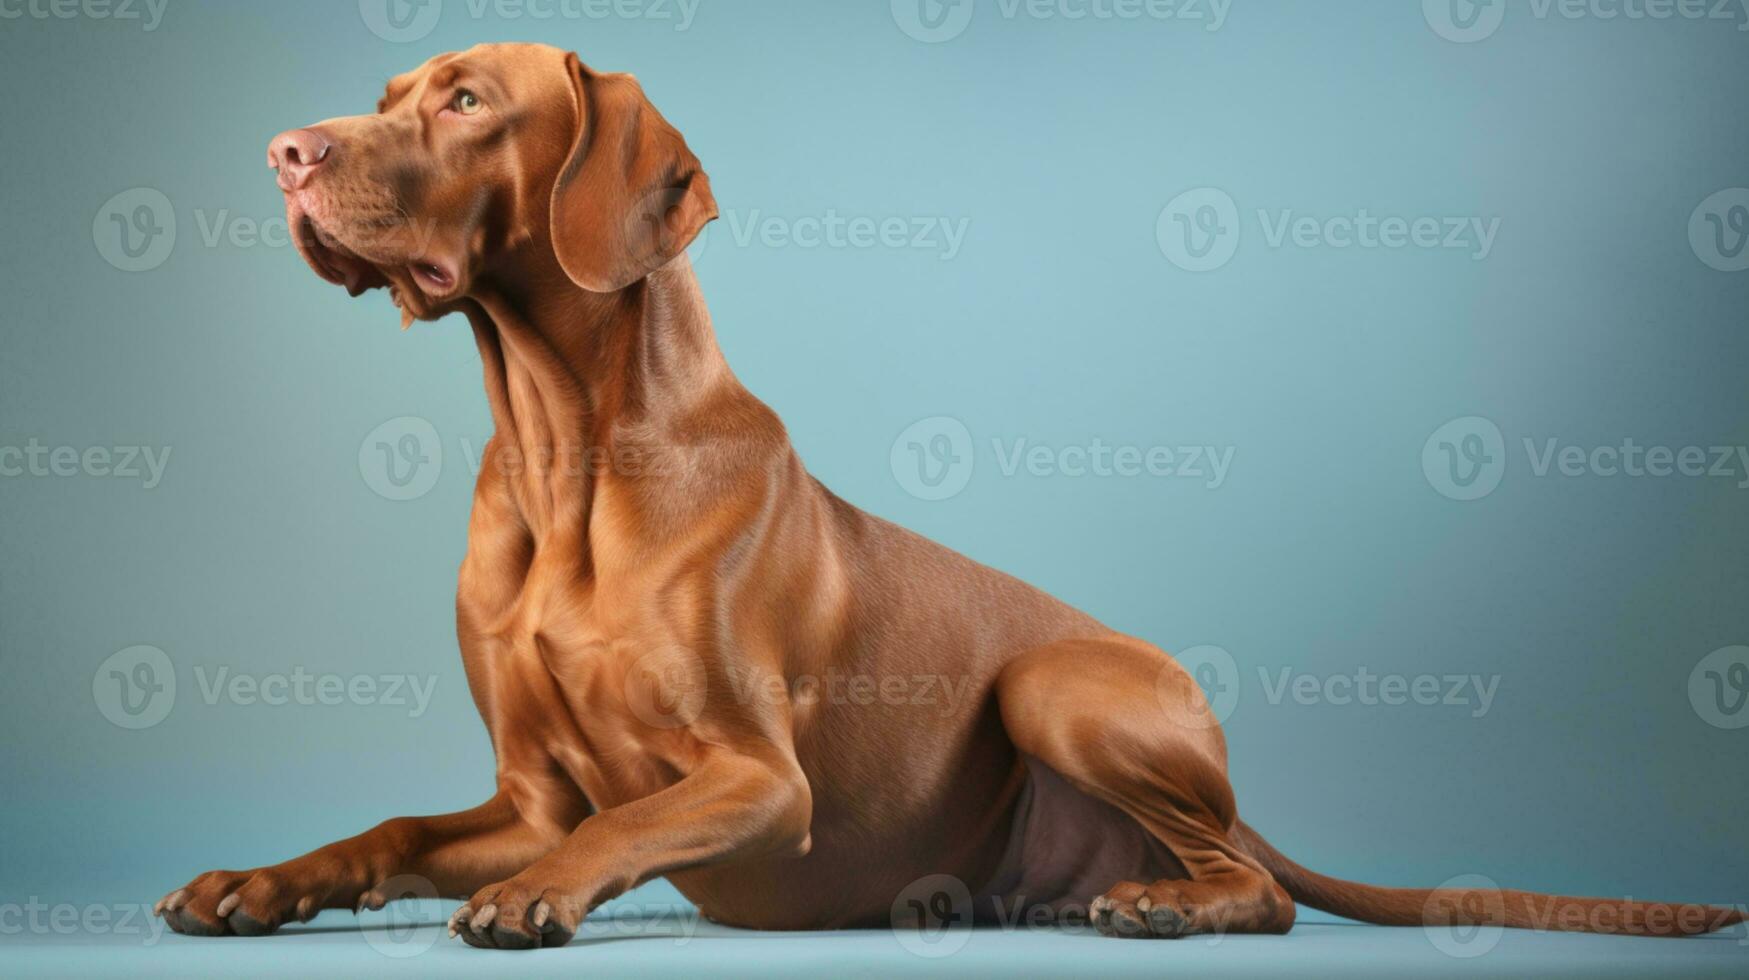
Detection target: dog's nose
<box><xmin>268</xmin><ymin>128</ymin><xmax>333</xmax><ymax>192</ymax></box>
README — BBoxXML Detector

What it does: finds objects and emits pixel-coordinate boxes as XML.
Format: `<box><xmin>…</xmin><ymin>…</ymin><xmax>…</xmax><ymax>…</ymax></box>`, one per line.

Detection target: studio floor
<box><xmin>3</xmin><ymin>903</ymin><xmax>1745</xmax><ymax>978</ymax></box>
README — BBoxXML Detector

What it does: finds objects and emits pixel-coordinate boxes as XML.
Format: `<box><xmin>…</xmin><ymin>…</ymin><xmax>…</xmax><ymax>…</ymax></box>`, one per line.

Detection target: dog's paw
<box><xmin>1090</xmin><ymin>881</ymin><xmax>1192</xmax><ymax>939</ymax></box>
<box><xmin>448</xmin><ymin>875</ymin><xmax>587</xmax><ymax>950</ymax></box>
<box><xmin>153</xmin><ymin>867</ymin><xmax>325</xmax><ymax>937</ymax></box>
<box><xmin>1090</xmin><ymin>877</ymin><xmax>1293</xmax><ymax>938</ymax></box>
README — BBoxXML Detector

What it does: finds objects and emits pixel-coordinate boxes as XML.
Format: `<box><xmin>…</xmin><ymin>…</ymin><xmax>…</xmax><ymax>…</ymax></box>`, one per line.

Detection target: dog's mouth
<box><xmin>287</xmin><ymin>204</ymin><xmax>465</xmax><ymax>307</ymax></box>
<box><xmin>292</xmin><ymin>213</ymin><xmax>391</xmax><ymax>298</ymax></box>
<box><xmin>411</xmin><ymin>258</ymin><xmax>456</xmax><ymax>295</ymax></box>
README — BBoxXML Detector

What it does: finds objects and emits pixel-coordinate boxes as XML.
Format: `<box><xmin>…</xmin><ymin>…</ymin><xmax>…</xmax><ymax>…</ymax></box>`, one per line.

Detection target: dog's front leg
<box><xmin>155</xmin><ymin>791</ymin><xmax>576</xmax><ymax>936</ymax></box>
<box><xmin>449</xmin><ymin>748</ymin><xmax>811</xmax><ymax>950</ymax></box>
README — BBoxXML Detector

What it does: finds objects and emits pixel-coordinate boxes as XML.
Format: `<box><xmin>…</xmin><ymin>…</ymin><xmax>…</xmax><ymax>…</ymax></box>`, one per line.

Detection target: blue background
<box><xmin>2</xmin><ymin>0</ymin><xmax>1746</xmax><ymax>975</ymax></box>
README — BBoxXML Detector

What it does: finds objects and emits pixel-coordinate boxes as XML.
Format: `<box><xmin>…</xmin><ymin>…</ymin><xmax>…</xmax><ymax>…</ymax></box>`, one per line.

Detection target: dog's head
<box><xmin>268</xmin><ymin>42</ymin><xmax>716</xmax><ymax>321</ymax></box>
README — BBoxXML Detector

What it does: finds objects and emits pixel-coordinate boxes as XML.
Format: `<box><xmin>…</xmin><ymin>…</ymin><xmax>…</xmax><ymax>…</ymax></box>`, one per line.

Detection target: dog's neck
<box><xmin>462</xmin><ymin>255</ymin><xmax>735</xmax><ymax>539</ymax></box>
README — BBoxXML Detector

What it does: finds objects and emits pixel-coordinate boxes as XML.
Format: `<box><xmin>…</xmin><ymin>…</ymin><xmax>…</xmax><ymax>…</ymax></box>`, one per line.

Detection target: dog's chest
<box><xmin>458</xmin><ymin>480</ymin><xmax>704</xmax><ymax>810</ymax></box>
<box><xmin>469</xmin><ymin>602</ymin><xmax>702</xmax><ymax>811</ymax></box>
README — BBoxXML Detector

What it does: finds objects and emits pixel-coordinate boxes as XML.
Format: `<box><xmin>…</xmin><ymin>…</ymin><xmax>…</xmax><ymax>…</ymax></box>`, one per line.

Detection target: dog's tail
<box><xmin>1231</xmin><ymin>821</ymin><xmax>1745</xmax><ymax>938</ymax></box>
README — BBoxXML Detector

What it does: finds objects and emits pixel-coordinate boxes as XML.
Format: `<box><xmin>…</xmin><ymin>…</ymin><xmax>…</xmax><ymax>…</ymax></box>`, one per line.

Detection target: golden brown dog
<box><xmin>152</xmin><ymin>43</ymin><xmax>1744</xmax><ymax>949</ymax></box>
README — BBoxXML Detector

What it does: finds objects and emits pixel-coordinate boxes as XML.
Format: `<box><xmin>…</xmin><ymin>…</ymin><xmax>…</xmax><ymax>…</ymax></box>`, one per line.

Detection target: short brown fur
<box><xmin>153</xmin><ymin>44</ymin><xmax>1745</xmax><ymax>949</ymax></box>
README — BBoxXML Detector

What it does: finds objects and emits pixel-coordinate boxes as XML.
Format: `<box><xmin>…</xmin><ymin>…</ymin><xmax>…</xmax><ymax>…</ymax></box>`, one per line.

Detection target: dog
<box><xmin>152</xmin><ymin>43</ymin><xmax>1744</xmax><ymax>949</ymax></box>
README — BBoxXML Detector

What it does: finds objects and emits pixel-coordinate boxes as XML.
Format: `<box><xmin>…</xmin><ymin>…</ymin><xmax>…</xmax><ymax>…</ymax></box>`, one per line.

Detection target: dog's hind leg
<box><xmin>995</xmin><ymin>636</ymin><xmax>1294</xmax><ymax>938</ymax></box>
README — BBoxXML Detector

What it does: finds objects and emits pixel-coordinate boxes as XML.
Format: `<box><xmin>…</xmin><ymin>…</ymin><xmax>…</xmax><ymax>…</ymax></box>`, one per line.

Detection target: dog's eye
<box><xmin>452</xmin><ymin>90</ymin><xmax>483</xmax><ymax>115</ymax></box>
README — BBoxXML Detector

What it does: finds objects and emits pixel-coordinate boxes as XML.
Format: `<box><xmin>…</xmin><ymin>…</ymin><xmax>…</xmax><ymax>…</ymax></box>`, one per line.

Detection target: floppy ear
<box><xmin>550</xmin><ymin>53</ymin><xmax>717</xmax><ymax>293</ymax></box>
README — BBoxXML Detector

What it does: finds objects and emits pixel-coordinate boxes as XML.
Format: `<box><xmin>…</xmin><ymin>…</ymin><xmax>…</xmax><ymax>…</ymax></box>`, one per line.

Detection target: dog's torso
<box><xmin>451</xmin><ymin>287</ymin><xmax>1120</xmax><ymax>926</ymax></box>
